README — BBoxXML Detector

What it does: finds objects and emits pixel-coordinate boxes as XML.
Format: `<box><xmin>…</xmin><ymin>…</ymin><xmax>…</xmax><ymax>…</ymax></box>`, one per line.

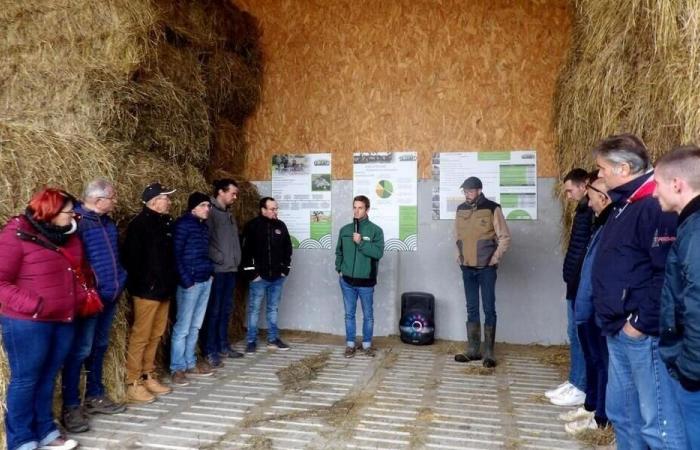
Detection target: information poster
<box><xmin>272</xmin><ymin>153</ymin><xmax>332</xmax><ymax>248</ymax></box>
<box><xmin>353</xmin><ymin>152</ymin><xmax>417</xmax><ymax>251</ymax></box>
<box><xmin>432</xmin><ymin>151</ymin><xmax>537</xmax><ymax>220</ymax></box>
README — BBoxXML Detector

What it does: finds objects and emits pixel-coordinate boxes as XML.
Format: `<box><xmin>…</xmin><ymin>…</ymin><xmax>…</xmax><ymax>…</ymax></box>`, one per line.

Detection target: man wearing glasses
<box><xmin>61</xmin><ymin>179</ymin><xmax>127</xmax><ymax>433</ymax></box>
<box><xmin>241</xmin><ymin>197</ymin><xmax>293</xmax><ymax>354</ymax></box>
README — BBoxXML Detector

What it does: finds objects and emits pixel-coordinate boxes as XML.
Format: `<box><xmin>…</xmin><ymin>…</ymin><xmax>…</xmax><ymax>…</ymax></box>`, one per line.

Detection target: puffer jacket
<box><xmin>659</xmin><ymin>195</ymin><xmax>700</xmax><ymax>391</ymax></box>
<box><xmin>563</xmin><ymin>198</ymin><xmax>593</xmax><ymax>300</ymax></box>
<box><xmin>0</xmin><ymin>215</ymin><xmax>87</xmax><ymax>322</ymax></box>
<box><xmin>592</xmin><ymin>172</ymin><xmax>677</xmax><ymax>336</ymax></box>
<box><xmin>173</xmin><ymin>212</ymin><xmax>214</xmax><ymax>288</ymax></box>
<box><xmin>75</xmin><ymin>203</ymin><xmax>127</xmax><ymax>303</ymax></box>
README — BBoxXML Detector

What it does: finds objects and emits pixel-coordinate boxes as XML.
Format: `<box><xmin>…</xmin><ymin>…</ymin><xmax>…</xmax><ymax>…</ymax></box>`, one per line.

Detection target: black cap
<box><xmin>142</xmin><ymin>183</ymin><xmax>176</xmax><ymax>204</ymax></box>
<box><xmin>187</xmin><ymin>192</ymin><xmax>210</xmax><ymax>211</ymax></box>
<box><xmin>460</xmin><ymin>177</ymin><xmax>483</xmax><ymax>190</ymax></box>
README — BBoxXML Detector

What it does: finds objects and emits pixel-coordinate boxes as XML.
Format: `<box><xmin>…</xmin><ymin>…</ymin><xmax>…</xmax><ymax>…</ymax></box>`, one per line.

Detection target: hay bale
<box><xmin>204</xmin><ymin>51</ymin><xmax>262</xmax><ymax>122</ymax></box>
<box><xmin>209</xmin><ymin>119</ymin><xmax>248</xmax><ymax>178</ymax></box>
<box><xmin>0</xmin><ymin>122</ymin><xmax>120</xmax><ymax>223</ymax></box>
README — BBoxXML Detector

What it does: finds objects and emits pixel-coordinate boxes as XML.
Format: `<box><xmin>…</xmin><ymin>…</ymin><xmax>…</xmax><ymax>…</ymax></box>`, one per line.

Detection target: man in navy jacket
<box><xmin>170</xmin><ymin>192</ymin><xmax>215</xmax><ymax>386</ymax></box>
<box><xmin>654</xmin><ymin>145</ymin><xmax>700</xmax><ymax>450</ymax></box>
<box><xmin>61</xmin><ymin>179</ymin><xmax>127</xmax><ymax>433</ymax></box>
<box><xmin>592</xmin><ymin>134</ymin><xmax>685</xmax><ymax>449</ymax></box>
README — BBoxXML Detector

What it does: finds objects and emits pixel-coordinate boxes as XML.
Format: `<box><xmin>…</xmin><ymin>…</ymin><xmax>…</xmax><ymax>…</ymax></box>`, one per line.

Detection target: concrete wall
<box><xmin>251</xmin><ymin>178</ymin><xmax>568</xmax><ymax>344</ymax></box>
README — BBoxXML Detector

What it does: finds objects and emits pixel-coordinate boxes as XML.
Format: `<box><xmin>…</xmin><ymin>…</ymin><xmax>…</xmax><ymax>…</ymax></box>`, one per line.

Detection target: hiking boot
<box><xmin>482</xmin><ymin>324</ymin><xmax>497</xmax><ymax>368</ymax></box>
<box><xmin>126</xmin><ymin>381</ymin><xmax>155</xmax><ymax>404</ymax></box>
<box><xmin>221</xmin><ymin>345</ymin><xmax>244</xmax><ymax>358</ymax></box>
<box><xmin>207</xmin><ymin>355</ymin><xmax>225</xmax><ymax>369</ymax></box>
<box><xmin>61</xmin><ymin>405</ymin><xmax>89</xmax><ymax>433</ymax></box>
<box><xmin>143</xmin><ymin>374</ymin><xmax>172</xmax><ymax>396</ymax></box>
<box><xmin>344</xmin><ymin>346</ymin><xmax>356</xmax><ymax>358</ymax></box>
<box><xmin>455</xmin><ymin>322</ymin><xmax>482</xmax><ymax>363</ymax></box>
<box><xmin>186</xmin><ymin>364</ymin><xmax>215</xmax><ymax>378</ymax></box>
<box><xmin>565</xmin><ymin>415</ymin><xmax>599</xmax><ymax>435</ymax></box>
<box><xmin>267</xmin><ymin>338</ymin><xmax>290</xmax><ymax>351</ymax></box>
<box><xmin>171</xmin><ymin>371</ymin><xmax>189</xmax><ymax>386</ymax></box>
<box><xmin>37</xmin><ymin>436</ymin><xmax>79</xmax><ymax>450</ymax></box>
<box><xmin>245</xmin><ymin>342</ymin><xmax>257</xmax><ymax>355</ymax></box>
<box><xmin>84</xmin><ymin>395</ymin><xmax>126</xmax><ymax>415</ymax></box>
<box><xmin>362</xmin><ymin>346</ymin><xmax>376</xmax><ymax>357</ymax></box>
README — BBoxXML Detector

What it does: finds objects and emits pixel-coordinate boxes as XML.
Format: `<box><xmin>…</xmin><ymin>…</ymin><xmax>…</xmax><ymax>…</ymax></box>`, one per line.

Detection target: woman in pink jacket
<box><xmin>0</xmin><ymin>188</ymin><xmax>85</xmax><ymax>450</ymax></box>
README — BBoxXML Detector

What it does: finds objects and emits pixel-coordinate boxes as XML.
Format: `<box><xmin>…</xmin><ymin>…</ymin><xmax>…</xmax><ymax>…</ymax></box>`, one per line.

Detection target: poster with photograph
<box><xmin>353</xmin><ymin>152</ymin><xmax>417</xmax><ymax>251</ymax></box>
<box><xmin>432</xmin><ymin>151</ymin><xmax>537</xmax><ymax>220</ymax></box>
<box><xmin>272</xmin><ymin>153</ymin><xmax>332</xmax><ymax>249</ymax></box>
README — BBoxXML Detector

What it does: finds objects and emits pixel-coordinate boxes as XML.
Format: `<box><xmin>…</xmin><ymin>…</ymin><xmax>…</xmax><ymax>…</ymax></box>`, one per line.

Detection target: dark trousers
<box><xmin>202</xmin><ymin>271</ymin><xmax>237</xmax><ymax>357</ymax></box>
<box><xmin>577</xmin><ymin>318</ymin><xmax>609</xmax><ymax>425</ymax></box>
<box><xmin>461</xmin><ymin>265</ymin><xmax>497</xmax><ymax>326</ymax></box>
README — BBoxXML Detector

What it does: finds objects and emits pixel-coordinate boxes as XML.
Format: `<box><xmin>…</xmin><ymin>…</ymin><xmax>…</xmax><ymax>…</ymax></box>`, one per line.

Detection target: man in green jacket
<box><xmin>335</xmin><ymin>195</ymin><xmax>385</xmax><ymax>358</ymax></box>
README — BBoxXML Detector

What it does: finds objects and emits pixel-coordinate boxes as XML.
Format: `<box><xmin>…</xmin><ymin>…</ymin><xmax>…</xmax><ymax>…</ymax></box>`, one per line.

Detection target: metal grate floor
<box><xmin>70</xmin><ymin>341</ymin><xmax>589</xmax><ymax>449</ymax></box>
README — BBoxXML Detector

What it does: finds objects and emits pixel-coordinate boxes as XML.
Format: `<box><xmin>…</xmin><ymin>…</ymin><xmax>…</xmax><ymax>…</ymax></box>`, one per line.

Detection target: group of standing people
<box><xmin>543</xmin><ymin>134</ymin><xmax>700</xmax><ymax>450</ymax></box>
<box><xmin>0</xmin><ymin>176</ymin><xmax>387</xmax><ymax>450</ymax></box>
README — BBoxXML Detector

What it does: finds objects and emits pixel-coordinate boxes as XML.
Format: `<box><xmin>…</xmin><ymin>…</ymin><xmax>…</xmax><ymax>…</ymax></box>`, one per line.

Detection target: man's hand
<box><xmin>352</xmin><ymin>232</ymin><xmax>362</xmax><ymax>244</ymax></box>
<box><xmin>623</xmin><ymin>321</ymin><xmax>644</xmax><ymax>339</ymax></box>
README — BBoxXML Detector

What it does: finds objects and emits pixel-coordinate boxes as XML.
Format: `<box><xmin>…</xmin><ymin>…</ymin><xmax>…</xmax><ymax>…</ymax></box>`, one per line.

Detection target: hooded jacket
<box><xmin>75</xmin><ymin>202</ymin><xmax>127</xmax><ymax>304</ymax></box>
<box><xmin>208</xmin><ymin>196</ymin><xmax>242</xmax><ymax>273</ymax></box>
<box><xmin>592</xmin><ymin>172</ymin><xmax>677</xmax><ymax>336</ymax></box>
<box><xmin>454</xmin><ymin>194</ymin><xmax>511</xmax><ymax>267</ymax></box>
<box><xmin>241</xmin><ymin>215</ymin><xmax>293</xmax><ymax>281</ymax></box>
<box><xmin>122</xmin><ymin>206</ymin><xmax>177</xmax><ymax>300</ymax></box>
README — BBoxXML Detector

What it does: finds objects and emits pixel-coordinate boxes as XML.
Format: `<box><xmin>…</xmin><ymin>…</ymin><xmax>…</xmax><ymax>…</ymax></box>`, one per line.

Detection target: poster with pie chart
<box><xmin>353</xmin><ymin>152</ymin><xmax>417</xmax><ymax>251</ymax></box>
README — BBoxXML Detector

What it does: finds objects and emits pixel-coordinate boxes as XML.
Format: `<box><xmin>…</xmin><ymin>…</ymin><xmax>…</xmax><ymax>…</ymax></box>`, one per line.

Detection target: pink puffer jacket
<box><xmin>0</xmin><ymin>216</ymin><xmax>86</xmax><ymax>322</ymax></box>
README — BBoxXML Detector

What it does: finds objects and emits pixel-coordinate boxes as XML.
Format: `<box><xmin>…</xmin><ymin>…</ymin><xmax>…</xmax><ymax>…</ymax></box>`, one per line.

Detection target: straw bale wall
<box><xmin>0</xmin><ymin>0</ymin><xmax>262</xmax><ymax>443</ymax></box>
<box><xmin>236</xmin><ymin>0</ymin><xmax>571</xmax><ymax>181</ymax></box>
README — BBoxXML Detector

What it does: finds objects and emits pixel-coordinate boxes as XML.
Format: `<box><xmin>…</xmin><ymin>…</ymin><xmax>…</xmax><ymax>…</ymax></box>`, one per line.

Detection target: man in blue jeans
<box><xmin>335</xmin><ymin>195</ymin><xmax>385</xmax><ymax>358</ymax></box>
<box><xmin>546</xmin><ymin>168</ymin><xmax>592</xmax><ymax>406</ymax></box>
<box><xmin>61</xmin><ymin>179</ymin><xmax>128</xmax><ymax>433</ymax></box>
<box><xmin>170</xmin><ymin>192</ymin><xmax>216</xmax><ymax>386</ymax></box>
<box><xmin>654</xmin><ymin>145</ymin><xmax>700</xmax><ymax>449</ymax></box>
<box><xmin>592</xmin><ymin>134</ymin><xmax>685</xmax><ymax>449</ymax></box>
<box><xmin>203</xmin><ymin>179</ymin><xmax>244</xmax><ymax>368</ymax></box>
<box><xmin>453</xmin><ymin>177</ymin><xmax>510</xmax><ymax>368</ymax></box>
<box><xmin>241</xmin><ymin>197</ymin><xmax>293</xmax><ymax>353</ymax></box>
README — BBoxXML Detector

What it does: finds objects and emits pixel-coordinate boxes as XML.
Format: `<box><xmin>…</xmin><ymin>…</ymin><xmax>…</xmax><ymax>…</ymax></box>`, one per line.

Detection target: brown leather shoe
<box><xmin>126</xmin><ymin>382</ymin><xmax>156</xmax><ymax>404</ymax></box>
<box><xmin>171</xmin><ymin>371</ymin><xmax>189</xmax><ymax>386</ymax></box>
<box><xmin>344</xmin><ymin>346</ymin><xmax>356</xmax><ymax>358</ymax></box>
<box><xmin>186</xmin><ymin>364</ymin><xmax>215</xmax><ymax>378</ymax></box>
<box><xmin>143</xmin><ymin>374</ymin><xmax>172</xmax><ymax>396</ymax></box>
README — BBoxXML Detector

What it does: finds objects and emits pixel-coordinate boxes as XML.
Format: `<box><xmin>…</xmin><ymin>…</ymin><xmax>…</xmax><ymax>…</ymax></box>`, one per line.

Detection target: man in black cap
<box><xmin>122</xmin><ymin>182</ymin><xmax>178</xmax><ymax>403</ymax></box>
<box><xmin>454</xmin><ymin>176</ymin><xmax>511</xmax><ymax>367</ymax></box>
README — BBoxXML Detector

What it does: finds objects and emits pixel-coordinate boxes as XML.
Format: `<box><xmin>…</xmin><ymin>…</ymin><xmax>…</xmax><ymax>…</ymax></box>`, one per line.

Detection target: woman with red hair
<box><xmin>0</xmin><ymin>188</ymin><xmax>85</xmax><ymax>450</ymax></box>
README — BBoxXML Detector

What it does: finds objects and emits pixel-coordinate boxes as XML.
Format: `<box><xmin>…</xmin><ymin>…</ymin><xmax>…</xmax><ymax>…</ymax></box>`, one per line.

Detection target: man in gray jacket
<box><xmin>202</xmin><ymin>178</ymin><xmax>243</xmax><ymax>367</ymax></box>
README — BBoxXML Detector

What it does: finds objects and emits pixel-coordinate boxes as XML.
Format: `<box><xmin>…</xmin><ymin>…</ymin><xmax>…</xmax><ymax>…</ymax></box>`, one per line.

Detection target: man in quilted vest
<box><xmin>453</xmin><ymin>177</ymin><xmax>510</xmax><ymax>368</ymax></box>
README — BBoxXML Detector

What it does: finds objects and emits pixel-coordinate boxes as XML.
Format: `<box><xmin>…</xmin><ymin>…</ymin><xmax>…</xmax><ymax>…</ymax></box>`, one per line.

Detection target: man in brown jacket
<box><xmin>454</xmin><ymin>176</ymin><xmax>511</xmax><ymax>367</ymax></box>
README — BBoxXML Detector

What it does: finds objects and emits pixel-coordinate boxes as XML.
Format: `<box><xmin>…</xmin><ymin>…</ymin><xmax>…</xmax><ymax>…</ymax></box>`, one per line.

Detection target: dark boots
<box><xmin>483</xmin><ymin>324</ymin><xmax>497</xmax><ymax>368</ymax></box>
<box><xmin>454</xmin><ymin>322</ymin><xmax>482</xmax><ymax>363</ymax></box>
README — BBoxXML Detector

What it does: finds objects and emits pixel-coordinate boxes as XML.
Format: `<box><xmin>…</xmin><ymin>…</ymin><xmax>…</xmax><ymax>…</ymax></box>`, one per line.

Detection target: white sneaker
<box><xmin>545</xmin><ymin>381</ymin><xmax>572</xmax><ymax>398</ymax></box>
<box><xmin>550</xmin><ymin>385</ymin><xmax>586</xmax><ymax>406</ymax></box>
<box><xmin>38</xmin><ymin>436</ymin><xmax>79</xmax><ymax>450</ymax></box>
<box><xmin>558</xmin><ymin>406</ymin><xmax>594</xmax><ymax>422</ymax></box>
<box><xmin>565</xmin><ymin>415</ymin><xmax>598</xmax><ymax>435</ymax></box>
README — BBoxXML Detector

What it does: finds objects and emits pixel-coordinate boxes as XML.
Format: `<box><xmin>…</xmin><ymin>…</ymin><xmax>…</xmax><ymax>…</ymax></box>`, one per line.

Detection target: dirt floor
<box><xmin>70</xmin><ymin>332</ymin><xmax>614</xmax><ymax>449</ymax></box>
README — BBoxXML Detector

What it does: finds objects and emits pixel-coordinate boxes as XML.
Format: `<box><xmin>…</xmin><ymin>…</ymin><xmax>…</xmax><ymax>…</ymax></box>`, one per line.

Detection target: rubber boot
<box><xmin>483</xmin><ymin>324</ymin><xmax>497</xmax><ymax>368</ymax></box>
<box><xmin>455</xmin><ymin>322</ymin><xmax>482</xmax><ymax>362</ymax></box>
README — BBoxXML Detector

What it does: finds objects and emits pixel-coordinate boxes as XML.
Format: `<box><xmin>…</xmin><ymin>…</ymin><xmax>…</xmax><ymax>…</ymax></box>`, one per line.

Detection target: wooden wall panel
<box><xmin>236</xmin><ymin>0</ymin><xmax>571</xmax><ymax>180</ymax></box>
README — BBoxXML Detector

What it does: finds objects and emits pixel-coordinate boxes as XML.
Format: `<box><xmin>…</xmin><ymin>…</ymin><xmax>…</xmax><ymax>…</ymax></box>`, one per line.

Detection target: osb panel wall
<box><xmin>236</xmin><ymin>0</ymin><xmax>571</xmax><ymax>180</ymax></box>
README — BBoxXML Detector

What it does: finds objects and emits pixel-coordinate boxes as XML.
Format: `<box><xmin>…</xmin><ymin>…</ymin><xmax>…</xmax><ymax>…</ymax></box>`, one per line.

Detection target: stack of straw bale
<box><xmin>554</xmin><ymin>0</ymin><xmax>700</xmax><ymax>233</ymax></box>
<box><xmin>0</xmin><ymin>0</ymin><xmax>262</xmax><ymax>441</ymax></box>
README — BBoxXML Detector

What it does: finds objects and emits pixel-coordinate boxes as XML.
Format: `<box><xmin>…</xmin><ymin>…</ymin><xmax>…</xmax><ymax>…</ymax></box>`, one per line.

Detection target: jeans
<box><xmin>170</xmin><ymin>279</ymin><xmax>212</xmax><ymax>372</ymax></box>
<box><xmin>1</xmin><ymin>317</ymin><xmax>75</xmax><ymax>450</ymax></box>
<box><xmin>339</xmin><ymin>277</ymin><xmax>375</xmax><ymax>346</ymax></box>
<box><xmin>567</xmin><ymin>298</ymin><xmax>587</xmax><ymax>391</ymax></box>
<box><xmin>61</xmin><ymin>300</ymin><xmax>119</xmax><ymax>407</ymax></box>
<box><xmin>247</xmin><ymin>276</ymin><xmax>285</xmax><ymax>343</ymax></box>
<box><xmin>577</xmin><ymin>319</ymin><xmax>608</xmax><ymax>424</ymax></box>
<box><xmin>203</xmin><ymin>272</ymin><xmax>236</xmax><ymax>357</ymax></box>
<box><xmin>606</xmin><ymin>332</ymin><xmax>687</xmax><ymax>450</ymax></box>
<box><xmin>461</xmin><ymin>266</ymin><xmax>497</xmax><ymax>326</ymax></box>
<box><xmin>671</xmin><ymin>376</ymin><xmax>700</xmax><ymax>450</ymax></box>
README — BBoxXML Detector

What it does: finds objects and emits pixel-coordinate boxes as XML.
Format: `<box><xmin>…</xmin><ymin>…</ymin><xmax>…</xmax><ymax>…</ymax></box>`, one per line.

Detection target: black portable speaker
<box><xmin>399</xmin><ymin>292</ymin><xmax>435</xmax><ymax>345</ymax></box>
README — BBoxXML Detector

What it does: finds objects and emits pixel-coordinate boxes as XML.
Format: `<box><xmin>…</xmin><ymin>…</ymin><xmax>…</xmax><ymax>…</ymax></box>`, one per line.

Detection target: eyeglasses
<box><xmin>586</xmin><ymin>183</ymin><xmax>606</xmax><ymax>195</ymax></box>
